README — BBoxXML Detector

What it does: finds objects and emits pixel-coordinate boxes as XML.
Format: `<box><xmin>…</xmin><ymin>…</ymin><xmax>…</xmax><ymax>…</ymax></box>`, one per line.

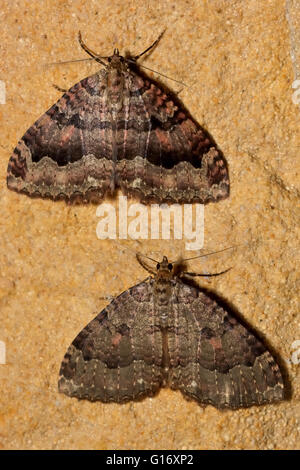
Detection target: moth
<box><xmin>58</xmin><ymin>254</ymin><xmax>284</xmax><ymax>408</ymax></box>
<box><xmin>7</xmin><ymin>32</ymin><xmax>229</xmax><ymax>204</ymax></box>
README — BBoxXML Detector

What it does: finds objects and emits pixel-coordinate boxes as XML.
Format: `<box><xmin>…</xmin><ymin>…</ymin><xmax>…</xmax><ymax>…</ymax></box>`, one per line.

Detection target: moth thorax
<box><xmin>108</xmin><ymin>68</ymin><xmax>124</xmax><ymax>88</ymax></box>
<box><xmin>106</xmin><ymin>69</ymin><xmax>126</xmax><ymax>114</ymax></box>
<box><xmin>154</xmin><ymin>280</ymin><xmax>171</xmax><ymax>305</ymax></box>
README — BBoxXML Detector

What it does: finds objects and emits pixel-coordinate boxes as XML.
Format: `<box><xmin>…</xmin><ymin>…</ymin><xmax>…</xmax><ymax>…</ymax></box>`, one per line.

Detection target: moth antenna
<box><xmin>181</xmin><ymin>267</ymin><xmax>232</xmax><ymax>278</ymax></box>
<box><xmin>136</xmin><ymin>252</ymin><xmax>159</xmax><ymax>264</ymax></box>
<box><xmin>111</xmin><ymin>240</ymin><xmax>160</xmax><ymax>268</ymax></box>
<box><xmin>127</xmin><ymin>61</ymin><xmax>188</xmax><ymax>87</ymax></box>
<box><xmin>133</xmin><ymin>29</ymin><xmax>166</xmax><ymax>61</ymax></box>
<box><xmin>112</xmin><ymin>239</ymin><xmax>139</xmax><ymax>258</ymax></box>
<box><xmin>136</xmin><ymin>253</ymin><xmax>159</xmax><ymax>275</ymax></box>
<box><xmin>47</xmin><ymin>57</ymin><xmax>95</xmax><ymax>66</ymax></box>
<box><xmin>78</xmin><ymin>31</ymin><xmax>107</xmax><ymax>66</ymax></box>
<box><xmin>171</xmin><ymin>245</ymin><xmax>239</xmax><ymax>265</ymax></box>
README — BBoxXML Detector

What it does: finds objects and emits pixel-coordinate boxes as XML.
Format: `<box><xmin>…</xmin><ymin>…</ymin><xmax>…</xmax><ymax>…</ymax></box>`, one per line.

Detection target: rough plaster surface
<box><xmin>0</xmin><ymin>0</ymin><xmax>299</xmax><ymax>450</ymax></box>
<box><xmin>286</xmin><ymin>0</ymin><xmax>300</xmax><ymax>79</ymax></box>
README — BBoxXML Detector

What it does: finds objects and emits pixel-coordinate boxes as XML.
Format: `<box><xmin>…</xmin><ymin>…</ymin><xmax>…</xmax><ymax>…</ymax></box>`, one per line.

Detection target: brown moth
<box><xmin>58</xmin><ymin>255</ymin><xmax>284</xmax><ymax>408</ymax></box>
<box><xmin>7</xmin><ymin>33</ymin><xmax>229</xmax><ymax>204</ymax></box>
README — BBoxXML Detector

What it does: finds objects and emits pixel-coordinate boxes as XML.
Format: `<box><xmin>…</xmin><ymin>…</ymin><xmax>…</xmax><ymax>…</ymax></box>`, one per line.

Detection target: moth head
<box><xmin>136</xmin><ymin>253</ymin><xmax>175</xmax><ymax>278</ymax></box>
<box><xmin>156</xmin><ymin>256</ymin><xmax>174</xmax><ymax>279</ymax></box>
<box><xmin>107</xmin><ymin>49</ymin><xmax>127</xmax><ymax>70</ymax></box>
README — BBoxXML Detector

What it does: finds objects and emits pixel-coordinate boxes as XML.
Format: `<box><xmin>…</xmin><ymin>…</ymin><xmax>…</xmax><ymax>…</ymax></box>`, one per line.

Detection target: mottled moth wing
<box><xmin>167</xmin><ymin>280</ymin><xmax>284</xmax><ymax>408</ymax></box>
<box><xmin>59</xmin><ymin>273</ymin><xmax>284</xmax><ymax>408</ymax></box>
<box><xmin>7</xmin><ymin>72</ymin><xmax>115</xmax><ymax>203</ymax></box>
<box><xmin>7</xmin><ymin>57</ymin><xmax>229</xmax><ymax>204</ymax></box>
<box><xmin>115</xmin><ymin>70</ymin><xmax>229</xmax><ymax>204</ymax></box>
<box><xmin>58</xmin><ymin>279</ymin><xmax>164</xmax><ymax>402</ymax></box>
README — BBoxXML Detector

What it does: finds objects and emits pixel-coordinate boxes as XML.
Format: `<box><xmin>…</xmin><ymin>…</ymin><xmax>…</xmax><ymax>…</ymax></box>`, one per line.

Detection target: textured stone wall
<box><xmin>0</xmin><ymin>0</ymin><xmax>299</xmax><ymax>450</ymax></box>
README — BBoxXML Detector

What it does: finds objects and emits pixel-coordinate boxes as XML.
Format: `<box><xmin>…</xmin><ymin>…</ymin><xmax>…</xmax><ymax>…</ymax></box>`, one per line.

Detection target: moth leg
<box><xmin>174</xmin><ymin>86</ymin><xmax>185</xmax><ymax>95</ymax></box>
<box><xmin>78</xmin><ymin>31</ymin><xmax>107</xmax><ymax>66</ymax></box>
<box><xmin>53</xmin><ymin>84</ymin><xmax>67</xmax><ymax>93</ymax></box>
<box><xmin>133</xmin><ymin>30</ymin><xmax>166</xmax><ymax>61</ymax></box>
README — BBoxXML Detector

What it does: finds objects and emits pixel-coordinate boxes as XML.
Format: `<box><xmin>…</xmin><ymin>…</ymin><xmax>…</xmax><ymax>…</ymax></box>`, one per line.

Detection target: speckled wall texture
<box><xmin>0</xmin><ymin>0</ymin><xmax>299</xmax><ymax>450</ymax></box>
